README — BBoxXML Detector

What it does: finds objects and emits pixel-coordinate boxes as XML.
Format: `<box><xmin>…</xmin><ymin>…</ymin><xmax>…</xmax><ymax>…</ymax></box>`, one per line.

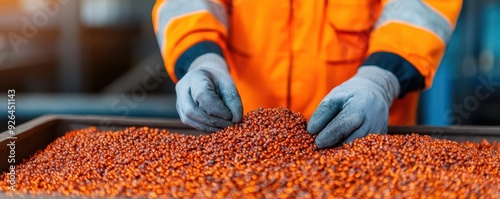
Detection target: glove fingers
<box><xmin>176</xmin><ymin>87</ymin><xmax>233</xmax><ymax>132</ymax></box>
<box><xmin>190</xmin><ymin>73</ymin><xmax>232</xmax><ymax>120</ymax></box>
<box><xmin>339</xmin><ymin>120</ymin><xmax>388</xmax><ymax>145</ymax></box>
<box><xmin>307</xmin><ymin>96</ymin><xmax>344</xmax><ymax>135</ymax></box>
<box><xmin>338</xmin><ymin>124</ymin><xmax>370</xmax><ymax>145</ymax></box>
<box><xmin>178</xmin><ymin>102</ymin><xmax>233</xmax><ymax>132</ymax></box>
<box><xmin>380</xmin><ymin>125</ymin><xmax>389</xmax><ymax>135</ymax></box>
<box><xmin>178</xmin><ymin>110</ymin><xmax>222</xmax><ymax>132</ymax></box>
<box><xmin>217</xmin><ymin>82</ymin><xmax>243</xmax><ymax>123</ymax></box>
<box><xmin>315</xmin><ymin>106</ymin><xmax>364</xmax><ymax>148</ymax></box>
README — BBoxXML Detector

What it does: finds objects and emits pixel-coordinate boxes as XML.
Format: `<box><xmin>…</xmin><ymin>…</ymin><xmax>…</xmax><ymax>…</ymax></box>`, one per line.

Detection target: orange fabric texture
<box><xmin>153</xmin><ymin>0</ymin><xmax>462</xmax><ymax>125</ymax></box>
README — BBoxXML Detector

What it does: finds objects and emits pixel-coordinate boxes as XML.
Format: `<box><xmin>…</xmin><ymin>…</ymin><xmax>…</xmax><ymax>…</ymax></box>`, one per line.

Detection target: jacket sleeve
<box><xmin>152</xmin><ymin>0</ymin><xmax>230</xmax><ymax>82</ymax></box>
<box><xmin>362</xmin><ymin>0</ymin><xmax>462</xmax><ymax>97</ymax></box>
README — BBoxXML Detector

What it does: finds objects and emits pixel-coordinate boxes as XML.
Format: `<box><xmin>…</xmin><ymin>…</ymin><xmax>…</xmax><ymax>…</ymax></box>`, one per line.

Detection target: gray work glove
<box><xmin>175</xmin><ymin>53</ymin><xmax>243</xmax><ymax>132</ymax></box>
<box><xmin>307</xmin><ymin>66</ymin><xmax>401</xmax><ymax>148</ymax></box>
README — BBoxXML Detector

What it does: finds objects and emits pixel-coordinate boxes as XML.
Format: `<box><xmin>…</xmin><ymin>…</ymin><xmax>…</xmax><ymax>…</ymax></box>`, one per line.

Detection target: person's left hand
<box><xmin>307</xmin><ymin>66</ymin><xmax>401</xmax><ymax>148</ymax></box>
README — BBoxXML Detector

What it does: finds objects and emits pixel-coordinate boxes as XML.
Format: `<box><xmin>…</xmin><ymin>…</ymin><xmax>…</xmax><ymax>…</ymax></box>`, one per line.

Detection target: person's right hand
<box><xmin>175</xmin><ymin>53</ymin><xmax>243</xmax><ymax>132</ymax></box>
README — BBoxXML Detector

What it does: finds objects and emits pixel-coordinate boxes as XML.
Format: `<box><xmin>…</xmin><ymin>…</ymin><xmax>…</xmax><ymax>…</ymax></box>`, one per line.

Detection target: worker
<box><xmin>153</xmin><ymin>0</ymin><xmax>462</xmax><ymax>148</ymax></box>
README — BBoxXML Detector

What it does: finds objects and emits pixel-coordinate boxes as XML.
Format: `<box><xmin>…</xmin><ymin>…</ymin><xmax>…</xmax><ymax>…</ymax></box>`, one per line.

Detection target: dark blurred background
<box><xmin>0</xmin><ymin>0</ymin><xmax>499</xmax><ymax>131</ymax></box>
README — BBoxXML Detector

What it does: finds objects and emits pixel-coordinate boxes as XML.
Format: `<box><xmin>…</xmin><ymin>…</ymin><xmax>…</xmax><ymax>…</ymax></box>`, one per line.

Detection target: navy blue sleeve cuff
<box><xmin>175</xmin><ymin>41</ymin><xmax>225</xmax><ymax>79</ymax></box>
<box><xmin>362</xmin><ymin>52</ymin><xmax>425</xmax><ymax>98</ymax></box>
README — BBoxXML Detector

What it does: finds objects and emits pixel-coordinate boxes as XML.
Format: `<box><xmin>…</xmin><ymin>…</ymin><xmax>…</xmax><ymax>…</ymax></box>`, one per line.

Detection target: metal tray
<box><xmin>1</xmin><ymin>114</ymin><xmax>500</xmax><ymax>174</ymax></box>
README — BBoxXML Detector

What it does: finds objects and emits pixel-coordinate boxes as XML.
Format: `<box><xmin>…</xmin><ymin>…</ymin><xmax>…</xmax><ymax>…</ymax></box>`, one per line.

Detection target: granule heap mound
<box><xmin>0</xmin><ymin>108</ymin><xmax>499</xmax><ymax>198</ymax></box>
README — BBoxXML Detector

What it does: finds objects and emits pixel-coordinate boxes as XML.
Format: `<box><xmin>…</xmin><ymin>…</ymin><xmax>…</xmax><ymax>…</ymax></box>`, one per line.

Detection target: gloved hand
<box><xmin>307</xmin><ymin>66</ymin><xmax>401</xmax><ymax>148</ymax></box>
<box><xmin>175</xmin><ymin>53</ymin><xmax>243</xmax><ymax>132</ymax></box>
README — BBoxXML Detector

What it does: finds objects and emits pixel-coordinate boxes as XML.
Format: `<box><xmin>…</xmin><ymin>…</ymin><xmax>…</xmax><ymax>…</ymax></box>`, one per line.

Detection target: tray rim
<box><xmin>1</xmin><ymin>114</ymin><xmax>193</xmax><ymax>139</ymax></box>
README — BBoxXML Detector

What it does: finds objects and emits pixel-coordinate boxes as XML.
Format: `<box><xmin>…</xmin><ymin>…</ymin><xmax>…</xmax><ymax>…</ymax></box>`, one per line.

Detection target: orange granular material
<box><xmin>1</xmin><ymin>108</ymin><xmax>499</xmax><ymax>198</ymax></box>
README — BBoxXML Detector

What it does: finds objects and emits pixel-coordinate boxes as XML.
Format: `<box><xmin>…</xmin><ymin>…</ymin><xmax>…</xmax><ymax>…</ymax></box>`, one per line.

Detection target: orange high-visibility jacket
<box><xmin>153</xmin><ymin>0</ymin><xmax>462</xmax><ymax>125</ymax></box>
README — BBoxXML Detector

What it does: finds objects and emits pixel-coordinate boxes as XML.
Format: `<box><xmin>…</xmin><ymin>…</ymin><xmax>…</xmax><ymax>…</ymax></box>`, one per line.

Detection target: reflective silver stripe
<box><xmin>157</xmin><ymin>0</ymin><xmax>227</xmax><ymax>48</ymax></box>
<box><xmin>207</xmin><ymin>1</ymin><xmax>227</xmax><ymax>28</ymax></box>
<box><xmin>375</xmin><ymin>0</ymin><xmax>452</xmax><ymax>43</ymax></box>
